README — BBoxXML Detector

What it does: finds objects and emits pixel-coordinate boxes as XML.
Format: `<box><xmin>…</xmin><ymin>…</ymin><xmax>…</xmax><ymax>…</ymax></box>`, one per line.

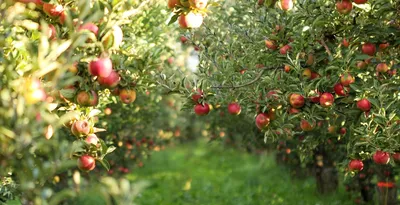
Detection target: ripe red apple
<box><xmin>300</xmin><ymin>119</ymin><xmax>315</xmax><ymax>131</ymax></box>
<box><xmin>265</xmin><ymin>39</ymin><xmax>277</xmax><ymax>50</ymax></box>
<box><xmin>194</xmin><ymin>103</ymin><xmax>210</xmax><ymax>116</ymax></box>
<box><xmin>353</xmin><ymin>0</ymin><xmax>367</xmax><ymax>4</ymax></box>
<box><xmin>89</xmin><ymin>57</ymin><xmax>113</xmax><ymax>78</ymax></box>
<box><xmin>284</xmin><ymin>65</ymin><xmax>290</xmax><ymax>73</ymax></box>
<box><xmin>179</xmin><ymin>12</ymin><xmax>204</xmax><ymax>29</ymax></box>
<box><xmin>320</xmin><ymin>93</ymin><xmax>334</xmax><ymax>108</ymax></box>
<box><xmin>85</xmin><ymin>134</ymin><xmax>99</xmax><ymax>145</ymax></box>
<box><xmin>280</xmin><ymin>0</ymin><xmax>293</xmax><ymax>11</ymax></box>
<box><xmin>310</xmin><ymin>72</ymin><xmax>320</xmax><ymax>80</ymax></box>
<box><xmin>342</xmin><ymin>38</ymin><xmax>350</xmax><ymax>47</ymax></box>
<box><xmin>98</xmin><ymin>70</ymin><xmax>120</xmax><ymax>88</ymax></box>
<box><xmin>180</xmin><ymin>36</ymin><xmax>188</xmax><ymax>43</ymax></box>
<box><xmin>76</xmin><ymin>90</ymin><xmax>98</xmax><ymax>106</ymax></box>
<box><xmin>376</xmin><ymin>63</ymin><xmax>389</xmax><ymax>73</ymax></box>
<box><xmin>255</xmin><ymin>113</ymin><xmax>270</xmax><ymax>130</ymax></box>
<box><xmin>71</xmin><ymin>120</ymin><xmax>90</xmax><ymax>137</ymax></box>
<box><xmin>191</xmin><ymin>89</ymin><xmax>203</xmax><ymax>102</ymax></box>
<box><xmin>356</xmin><ymin>61</ymin><xmax>367</xmax><ymax>69</ymax></box>
<box><xmin>336</xmin><ymin>0</ymin><xmax>352</xmax><ymax>14</ymax></box>
<box><xmin>119</xmin><ymin>89</ymin><xmax>136</xmax><ymax>104</ymax></box>
<box><xmin>340</xmin><ymin>127</ymin><xmax>347</xmax><ymax>135</ymax></box>
<box><xmin>334</xmin><ymin>83</ymin><xmax>350</xmax><ymax>96</ymax></box>
<box><xmin>77</xmin><ymin>155</ymin><xmax>96</xmax><ymax>171</ymax></box>
<box><xmin>227</xmin><ymin>102</ymin><xmax>241</xmax><ymax>115</ymax></box>
<box><xmin>373</xmin><ymin>151</ymin><xmax>390</xmax><ymax>165</ymax></box>
<box><xmin>279</xmin><ymin>44</ymin><xmax>291</xmax><ymax>55</ymax></box>
<box><xmin>348</xmin><ymin>159</ymin><xmax>364</xmax><ymax>171</ymax></box>
<box><xmin>168</xmin><ymin>0</ymin><xmax>181</xmax><ymax>9</ymax></box>
<box><xmin>79</xmin><ymin>23</ymin><xmax>99</xmax><ymax>36</ymax></box>
<box><xmin>288</xmin><ymin>107</ymin><xmax>300</xmax><ymax>114</ymax></box>
<box><xmin>340</xmin><ymin>73</ymin><xmax>355</xmax><ymax>86</ymax></box>
<box><xmin>59</xmin><ymin>11</ymin><xmax>67</xmax><ymax>25</ymax></box>
<box><xmin>309</xmin><ymin>93</ymin><xmax>320</xmax><ymax>104</ymax></box>
<box><xmin>43</xmin><ymin>3</ymin><xmax>63</xmax><ymax>17</ymax></box>
<box><xmin>357</xmin><ymin>98</ymin><xmax>371</xmax><ymax>112</ymax></box>
<box><xmin>392</xmin><ymin>153</ymin><xmax>400</xmax><ymax>164</ymax></box>
<box><xmin>361</xmin><ymin>43</ymin><xmax>376</xmax><ymax>56</ymax></box>
<box><xmin>289</xmin><ymin>93</ymin><xmax>305</xmax><ymax>108</ymax></box>
<box><xmin>379</xmin><ymin>42</ymin><xmax>389</xmax><ymax>50</ymax></box>
<box><xmin>189</xmin><ymin>0</ymin><xmax>208</xmax><ymax>9</ymax></box>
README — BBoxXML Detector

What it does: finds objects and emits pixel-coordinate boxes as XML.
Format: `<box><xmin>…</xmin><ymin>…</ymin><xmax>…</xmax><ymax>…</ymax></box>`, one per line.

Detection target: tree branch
<box><xmin>320</xmin><ymin>39</ymin><xmax>333</xmax><ymax>59</ymax></box>
<box><xmin>211</xmin><ymin>66</ymin><xmax>278</xmax><ymax>89</ymax></box>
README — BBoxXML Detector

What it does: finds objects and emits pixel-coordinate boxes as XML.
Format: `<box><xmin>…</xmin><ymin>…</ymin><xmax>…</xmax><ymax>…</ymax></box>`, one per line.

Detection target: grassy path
<box><xmin>129</xmin><ymin>140</ymin><xmax>352</xmax><ymax>205</ymax></box>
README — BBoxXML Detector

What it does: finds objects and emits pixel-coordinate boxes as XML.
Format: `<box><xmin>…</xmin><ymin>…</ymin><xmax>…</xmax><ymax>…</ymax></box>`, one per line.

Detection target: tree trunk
<box><xmin>314</xmin><ymin>147</ymin><xmax>338</xmax><ymax>194</ymax></box>
<box><xmin>375</xmin><ymin>165</ymin><xmax>397</xmax><ymax>205</ymax></box>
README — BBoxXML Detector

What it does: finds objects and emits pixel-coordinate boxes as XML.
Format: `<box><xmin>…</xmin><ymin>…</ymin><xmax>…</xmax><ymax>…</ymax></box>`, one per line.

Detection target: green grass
<box><xmin>129</xmin><ymin>140</ymin><xmax>353</xmax><ymax>205</ymax></box>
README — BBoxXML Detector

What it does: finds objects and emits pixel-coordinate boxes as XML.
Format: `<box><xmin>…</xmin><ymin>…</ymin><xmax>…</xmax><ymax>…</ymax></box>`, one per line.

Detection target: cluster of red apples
<box><xmin>168</xmin><ymin>0</ymin><xmax>209</xmax><ymax>29</ymax></box>
<box><xmin>192</xmin><ymin>89</ymin><xmax>242</xmax><ymax>116</ymax></box>
<box><xmin>348</xmin><ymin>151</ymin><xmax>400</xmax><ymax>172</ymax></box>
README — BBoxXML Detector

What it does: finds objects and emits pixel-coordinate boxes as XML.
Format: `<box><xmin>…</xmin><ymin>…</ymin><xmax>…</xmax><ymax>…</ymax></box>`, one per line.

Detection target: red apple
<box><xmin>76</xmin><ymin>90</ymin><xmax>98</xmax><ymax>106</ymax></box>
<box><xmin>179</xmin><ymin>12</ymin><xmax>204</xmax><ymax>29</ymax></box>
<box><xmin>191</xmin><ymin>89</ymin><xmax>203</xmax><ymax>102</ymax></box>
<box><xmin>227</xmin><ymin>102</ymin><xmax>241</xmax><ymax>115</ymax></box>
<box><xmin>194</xmin><ymin>103</ymin><xmax>210</xmax><ymax>116</ymax></box>
<box><xmin>288</xmin><ymin>107</ymin><xmax>301</xmax><ymax>114</ymax></box>
<box><xmin>284</xmin><ymin>65</ymin><xmax>290</xmax><ymax>73</ymax></box>
<box><xmin>334</xmin><ymin>83</ymin><xmax>350</xmax><ymax>96</ymax></box>
<box><xmin>85</xmin><ymin>134</ymin><xmax>99</xmax><ymax>145</ymax></box>
<box><xmin>43</xmin><ymin>3</ymin><xmax>63</xmax><ymax>17</ymax></box>
<box><xmin>348</xmin><ymin>159</ymin><xmax>364</xmax><ymax>171</ymax></box>
<box><xmin>310</xmin><ymin>72</ymin><xmax>320</xmax><ymax>79</ymax></box>
<box><xmin>168</xmin><ymin>0</ymin><xmax>181</xmax><ymax>9</ymax></box>
<box><xmin>71</xmin><ymin>120</ymin><xmax>90</xmax><ymax>137</ymax></box>
<box><xmin>180</xmin><ymin>36</ymin><xmax>188</xmax><ymax>43</ymax></box>
<box><xmin>340</xmin><ymin>73</ymin><xmax>355</xmax><ymax>86</ymax></box>
<box><xmin>336</xmin><ymin>0</ymin><xmax>352</xmax><ymax>14</ymax></box>
<box><xmin>279</xmin><ymin>44</ymin><xmax>291</xmax><ymax>55</ymax></box>
<box><xmin>353</xmin><ymin>0</ymin><xmax>367</xmax><ymax>4</ymax></box>
<box><xmin>356</xmin><ymin>61</ymin><xmax>367</xmax><ymax>69</ymax></box>
<box><xmin>280</xmin><ymin>0</ymin><xmax>293</xmax><ymax>11</ymax></box>
<box><xmin>77</xmin><ymin>155</ymin><xmax>96</xmax><ymax>171</ymax></box>
<box><xmin>300</xmin><ymin>119</ymin><xmax>315</xmax><ymax>131</ymax></box>
<box><xmin>119</xmin><ymin>89</ymin><xmax>136</xmax><ymax>104</ymax></box>
<box><xmin>373</xmin><ymin>151</ymin><xmax>390</xmax><ymax>165</ymax></box>
<box><xmin>98</xmin><ymin>70</ymin><xmax>120</xmax><ymax>88</ymax></box>
<box><xmin>320</xmin><ymin>93</ymin><xmax>334</xmax><ymax>108</ymax></box>
<box><xmin>89</xmin><ymin>57</ymin><xmax>113</xmax><ymax>78</ymax></box>
<box><xmin>289</xmin><ymin>93</ymin><xmax>305</xmax><ymax>108</ymax></box>
<box><xmin>342</xmin><ymin>38</ymin><xmax>350</xmax><ymax>47</ymax></box>
<box><xmin>189</xmin><ymin>0</ymin><xmax>208</xmax><ymax>9</ymax></box>
<box><xmin>340</xmin><ymin>127</ymin><xmax>347</xmax><ymax>135</ymax></box>
<box><xmin>392</xmin><ymin>153</ymin><xmax>400</xmax><ymax>164</ymax></box>
<box><xmin>379</xmin><ymin>42</ymin><xmax>389</xmax><ymax>50</ymax></box>
<box><xmin>255</xmin><ymin>113</ymin><xmax>270</xmax><ymax>130</ymax></box>
<box><xmin>265</xmin><ymin>39</ymin><xmax>277</xmax><ymax>50</ymax></box>
<box><xmin>59</xmin><ymin>11</ymin><xmax>67</xmax><ymax>25</ymax></box>
<box><xmin>79</xmin><ymin>23</ymin><xmax>99</xmax><ymax>36</ymax></box>
<box><xmin>357</xmin><ymin>98</ymin><xmax>371</xmax><ymax>112</ymax></box>
<box><xmin>361</xmin><ymin>43</ymin><xmax>376</xmax><ymax>56</ymax></box>
<box><xmin>376</xmin><ymin>63</ymin><xmax>389</xmax><ymax>73</ymax></box>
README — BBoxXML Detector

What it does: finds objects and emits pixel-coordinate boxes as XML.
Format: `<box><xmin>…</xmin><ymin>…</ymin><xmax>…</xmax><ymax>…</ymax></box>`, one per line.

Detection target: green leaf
<box><xmin>98</xmin><ymin>159</ymin><xmax>110</xmax><ymax>171</ymax></box>
<box><xmin>168</xmin><ymin>14</ymin><xmax>180</xmax><ymax>26</ymax></box>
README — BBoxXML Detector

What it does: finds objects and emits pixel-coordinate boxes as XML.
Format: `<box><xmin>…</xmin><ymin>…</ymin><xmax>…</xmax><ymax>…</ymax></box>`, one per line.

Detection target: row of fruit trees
<box><xmin>0</xmin><ymin>0</ymin><xmax>399</xmax><ymax>204</ymax></box>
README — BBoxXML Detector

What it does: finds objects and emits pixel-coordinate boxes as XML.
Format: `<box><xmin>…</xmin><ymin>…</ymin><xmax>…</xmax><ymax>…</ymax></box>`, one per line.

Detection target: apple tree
<box><xmin>164</xmin><ymin>0</ymin><xmax>400</xmax><ymax>203</ymax></box>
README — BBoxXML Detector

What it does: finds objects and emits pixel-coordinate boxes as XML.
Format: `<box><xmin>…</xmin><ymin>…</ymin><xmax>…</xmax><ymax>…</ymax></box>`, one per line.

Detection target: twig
<box><xmin>211</xmin><ymin>66</ymin><xmax>278</xmax><ymax>89</ymax></box>
<box><xmin>320</xmin><ymin>39</ymin><xmax>333</xmax><ymax>59</ymax></box>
